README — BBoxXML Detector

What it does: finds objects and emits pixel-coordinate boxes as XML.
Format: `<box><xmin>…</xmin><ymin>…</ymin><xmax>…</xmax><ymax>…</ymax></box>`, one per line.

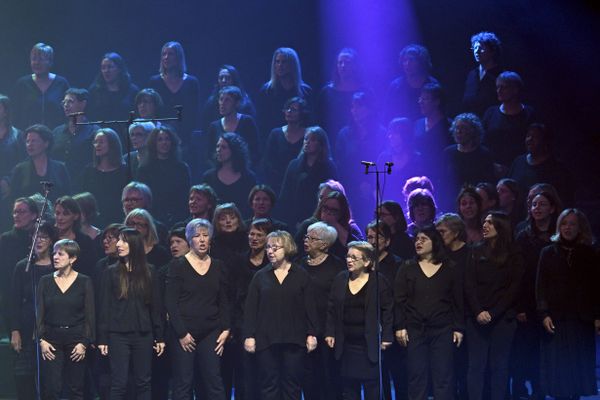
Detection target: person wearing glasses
<box><xmin>124</xmin><ymin>208</ymin><xmax>171</xmax><ymax>269</ymax></box>
<box><xmin>325</xmin><ymin>241</ymin><xmax>394</xmax><ymax>400</ymax></box>
<box><xmin>243</xmin><ymin>230</ymin><xmax>319</xmax><ymax>400</ymax></box>
<box><xmin>395</xmin><ymin>226</ymin><xmax>465</xmax><ymax>400</ymax></box>
<box><xmin>298</xmin><ymin>221</ymin><xmax>345</xmax><ymax>399</ymax></box>
<box><xmin>295</xmin><ymin>190</ymin><xmax>362</xmax><ymax>260</ymax></box>
<box><xmin>10</xmin><ymin>222</ymin><xmax>57</xmax><ymax>399</ymax></box>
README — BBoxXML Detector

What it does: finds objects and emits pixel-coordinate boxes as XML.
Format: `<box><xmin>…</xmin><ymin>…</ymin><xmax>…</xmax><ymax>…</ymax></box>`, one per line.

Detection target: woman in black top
<box><xmin>278</xmin><ymin>127</ymin><xmax>337</xmax><ymax>229</ymax></box>
<box><xmin>245</xmin><ymin>184</ymin><xmax>289</xmax><ymax>232</ymax></box>
<box><xmin>97</xmin><ymin>227</ymin><xmax>165</xmax><ymax>400</ymax></box>
<box><xmin>87</xmin><ymin>52</ymin><xmax>139</xmax><ymax>126</ymax></box>
<box><xmin>124</xmin><ymin>208</ymin><xmax>171</xmax><ymax>269</ymax></box>
<box><xmin>201</xmin><ymin>133</ymin><xmax>257</xmax><ymax>219</ymax></box>
<box><xmin>54</xmin><ymin>196</ymin><xmax>97</xmax><ymax>277</ymax></box>
<box><xmin>395</xmin><ymin>226</ymin><xmax>464</xmax><ymax>400</ymax></box>
<box><xmin>201</xmin><ymin>64</ymin><xmax>256</xmax><ymax>132</ymax></box>
<box><xmin>206</xmin><ymin>86</ymin><xmax>259</xmax><ymax>165</ymax></box>
<box><xmin>299</xmin><ymin>221</ymin><xmax>345</xmax><ymax>400</ymax></box>
<box><xmin>377</xmin><ymin>200</ymin><xmax>414</xmax><ymax>260</ymax></box>
<box><xmin>80</xmin><ymin>128</ymin><xmax>128</xmax><ymax>228</ymax></box>
<box><xmin>295</xmin><ymin>190</ymin><xmax>362</xmax><ymax>260</ymax></box>
<box><xmin>37</xmin><ymin>239</ymin><xmax>95</xmax><ymax>400</ymax></box>
<box><xmin>512</xmin><ymin>191</ymin><xmax>559</xmax><ymax>399</ymax></box>
<box><xmin>366</xmin><ymin>220</ymin><xmax>407</xmax><ymax>400</ymax></box>
<box><xmin>536</xmin><ymin>209</ymin><xmax>600</xmax><ymax>399</ymax></box>
<box><xmin>231</xmin><ymin>218</ymin><xmax>273</xmax><ymax>400</ymax></box>
<box><xmin>165</xmin><ymin>219</ymin><xmax>230</xmax><ymax>400</ymax></box>
<box><xmin>10</xmin><ymin>222</ymin><xmax>57</xmax><ymax>400</ymax></box>
<box><xmin>137</xmin><ymin>126</ymin><xmax>190</xmax><ymax>226</ymax></box>
<box><xmin>261</xmin><ymin>97</ymin><xmax>309</xmax><ymax>194</ymax></box>
<box><xmin>10</xmin><ymin>124</ymin><xmax>71</xmax><ymax>202</ymax></box>
<box><xmin>464</xmin><ymin>212</ymin><xmax>524</xmax><ymax>400</ymax></box>
<box><xmin>325</xmin><ymin>241</ymin><xmax>393</xmax><ymax>400</ymax></box>
<box><xmin>244</xmin><ymin>230</ymin><xmax>318</xmax><ymax>400</ymax></box>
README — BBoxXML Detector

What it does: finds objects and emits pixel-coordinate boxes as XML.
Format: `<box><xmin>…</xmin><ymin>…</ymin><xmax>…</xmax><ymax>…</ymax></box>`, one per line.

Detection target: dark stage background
<box><xmin>1</xmin><ymin>0</ymin><xmax>599</xmax><ymax>230</ymax></box>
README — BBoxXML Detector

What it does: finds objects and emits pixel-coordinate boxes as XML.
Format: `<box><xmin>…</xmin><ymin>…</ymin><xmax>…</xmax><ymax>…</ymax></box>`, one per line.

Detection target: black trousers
<box><xmin>382</xmin><ymin>341</ymin><xmax>408</xmax><ymax>400</ymax></box>
<box><xmin>170</xmin><ymin>329</ymin><xmax>226</xmax><ymax>400</ymax></box>
<box><xmin>303</xmin><ymin>338</ymin><xmax>341</xmax><ymax>400</ymax></box>
<box><xmin>406</xmin><ymin>326</ymin><xmax>454</xmax><ymax>400</ymax></box>
<box><xmin>241</xmin><ymin>347</ymin><xmax>260</xmax><ymax>400</ymax></box>
<box><xmin>108</xmin><ymin>331</ymin><xmax>154</xmax><ymax>400</ymax></box>
<box><xmin>466</xmin><ymin>318</ymin><xmax>516</xmax><ymax>400</ymax></box>
<box><xmin>40</xmin><ymin>326</ymin><xmax>86</xmax><ymax>400</ymax></box>
<box><xmin>342</xmin><ymin>378</ymin><xmax>380</xmax><ymax>400</ymax></box>
<box><xmin>510</xmin><ymin>318</ymin><xmax>541</xmax><ymax>398</ymax></box>
<box><xmin>256</xmin><ymin>343</ymin><xmax>305</xmax><ymax>400</ymax></box>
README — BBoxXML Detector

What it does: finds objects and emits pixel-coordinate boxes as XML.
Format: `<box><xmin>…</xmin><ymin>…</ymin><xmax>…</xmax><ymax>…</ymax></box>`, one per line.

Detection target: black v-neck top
<box><xmin>36</xmin><ymin>273</ymin><xmax>95</xmax><ymax>346</ymax></box>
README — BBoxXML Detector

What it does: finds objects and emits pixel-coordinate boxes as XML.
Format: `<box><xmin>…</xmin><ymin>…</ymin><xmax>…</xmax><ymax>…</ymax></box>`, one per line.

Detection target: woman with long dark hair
<box><xmin>511</xmin><ymin>191</ymin><xmax>559</xmax><ymax>398</ymax></box>
<box><xmin>279</xmin><ymin>126</ymin><xmax>337</xmax><ymax>229</ymax></box>
<box><xmin>88</xmin><ymin>52</ymin><xmax>139</xmax><ymax>124</ymax></box>
<box><xmin>10</xmin><ymin>222</ymin><xmax>57</xmax><ymax>399</ymax></box>
<box><xmin>325</xmin><ymin>241</ymin><xmax>393</xmax><ymax>400</ymax></box>
<box><xmin>457</xmin><ymin>186</ymin><xmax>484</xmax><ymax>244</ymax></box>
<box><xmin>377</xmin><ymin>200</ymin><xmax>414</xmax><ymax>260</ymax></box>
<box><xmin>536</xmin><ymin>209</ymin><xmax>599</xmax><ymax>400</ymax></box>
<box><xmin>395</xmin><ymin>226</ymin><xmax>464</xmax><ymax>400</ymax></box>
<box><xmin>165</xmin><ymin>219</ymin><xmax>230</xmax><ymax>399</ymax></box>
<box><xmin>37</xmin><ymin>239</ymin><xmax>95</xmax><ymax>400</ymax></box>
<box><xmin>201</xmin><ymin>133</ymin><xmax>257</xmax><ymax>218</ymax></box>
<box><xmin>97</xmin><ymin>227</ymin><xmax>165</xmax><ymax>400</ymax></box>
<box><xmin>464</xmin><ymin>212</ymin><xmax>524</xmax><ymax>400</ymax></box>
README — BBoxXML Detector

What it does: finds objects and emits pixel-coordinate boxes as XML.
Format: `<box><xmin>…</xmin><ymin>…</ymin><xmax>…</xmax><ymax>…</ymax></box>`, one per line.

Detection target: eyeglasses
<box><xmin>304</xmin><ymin>235</ymin><xmax>322</xmax><ymax>242</ymax></box>
<box><xmin>345</xmin><ymin>255</ymin><xmax>363</xmax><ymax>262</ymax></box>
<box><xmin>266</xmin><ymin>245</ymin><xmax>284</xmax><ymax>252</ymax></box>
<box><xmin>282</xmin><ymin>107</ymin><xmax>300</xmax><ymax>113</ymax></box>
<box><xmin>36</xmin><ymin>236</ymin><xmax>50</xmax><ymax>242</ymax></box>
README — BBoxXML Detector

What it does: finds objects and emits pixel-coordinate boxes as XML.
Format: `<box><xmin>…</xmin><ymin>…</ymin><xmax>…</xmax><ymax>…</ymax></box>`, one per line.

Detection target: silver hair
<box><xmin>307</xmin><ymin>221</ymin><xmax>338</xmax><ymax>247</ymax></box>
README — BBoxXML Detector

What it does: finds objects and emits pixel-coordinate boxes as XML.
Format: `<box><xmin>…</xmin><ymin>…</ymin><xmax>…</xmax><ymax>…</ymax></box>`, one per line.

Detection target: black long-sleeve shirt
<box><xmin>165</xmin><ymin>256</ymin><xmax>230</xmax><ymax>340</ymax></box>
<box><xmin>97</xmin><ymin>263</ymin><xmax>164</xmax><ymax>345</ymax></box>
<box><xmin>395</xmin><ymin>259</ymin><xmax>464</xmax><ymax>332</ymax></box>
<box><xmin>243</xmin><ymin>263</ymin><xmax>318</xmax><ymax>351</ymax></box>
<box><xmin>299</xmin><ymin>254</ymin><xmax>345</xmax><ymax>336</ymax></box>
<box><xmin>232</xmin><ymin>251</ymin><xmax>269</xmax><ymax>335</ymax></box>
<box><xmin>36</xmin><ymin>273</ymin><xmax>95</xmax><ymax>347</ymax></box>
<box><xmin>464</xmin><ymin>243</ymin><xmax>524</xmax><ymax>319</ymax></box>
<box><xmin>10</xmin><ymin>260</ymin><xmax>54</xmax><ymax>339</ymax></box>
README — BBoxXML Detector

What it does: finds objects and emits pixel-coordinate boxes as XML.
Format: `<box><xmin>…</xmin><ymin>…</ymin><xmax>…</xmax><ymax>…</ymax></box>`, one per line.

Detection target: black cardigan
<box><xmin>325</xmin><ymin>271</ymin><xmax>393</xmax><ymax>363</ymax></box>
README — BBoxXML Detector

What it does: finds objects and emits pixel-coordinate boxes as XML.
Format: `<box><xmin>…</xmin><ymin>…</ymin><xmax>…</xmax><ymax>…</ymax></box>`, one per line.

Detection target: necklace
<box><xmin>307</xmin><ymin>253</ymin><xmax>327</xmax><ymax>266</ymax></box>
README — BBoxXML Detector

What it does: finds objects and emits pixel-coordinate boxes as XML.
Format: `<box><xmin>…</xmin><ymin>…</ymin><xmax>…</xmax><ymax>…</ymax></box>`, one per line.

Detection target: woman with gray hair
<box><xmin>124</xmin><ymin>120</ymin><xmax>155</xmax><ymax>175</ymax></box>
<box><xmin>165</xmin><ymin>218</ymin><xmax>230</xmax><ymax>399</ymax></box>
<box><xmin>299</xmin><ymin>221</ymin><xmax>345</xmax><ymax>399</ymax></box>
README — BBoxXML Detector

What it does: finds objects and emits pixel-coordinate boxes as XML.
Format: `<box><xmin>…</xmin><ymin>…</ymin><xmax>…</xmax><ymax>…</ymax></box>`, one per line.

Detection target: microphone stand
<box><xmin>361</xmin><ymin>160</ymin><xmax>393</xmax><ymax>400</ymax></box>
<box><xmin>27</xmin><ymin>181</ymin><xmax>52</xmax><ymax>400</ymax></box>
<box><xmin>74</xmin><ymin>106</ymin><xmax>183</xmax><ymax>182</ymax></box>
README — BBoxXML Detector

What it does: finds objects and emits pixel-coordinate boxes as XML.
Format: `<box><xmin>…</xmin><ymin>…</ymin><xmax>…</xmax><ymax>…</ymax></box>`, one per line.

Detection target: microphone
<box><xmin>174</xmin><ymin>105</ymin><xmax>183</xmax><ymax>121</ymax></box>
<box><xmin>385</xmin><ymin>161</ymin><xmax>394</xmax><ymax>174</ymax></box>
<box><xmin>361</xmin><ymin>161</ymin><xmax>375</xmax><ymax>175</ymax></box>
<box><xmin>67</xmin><ymin>112</ymin><xmax>85</xmax><ymax>117</ymax></box>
